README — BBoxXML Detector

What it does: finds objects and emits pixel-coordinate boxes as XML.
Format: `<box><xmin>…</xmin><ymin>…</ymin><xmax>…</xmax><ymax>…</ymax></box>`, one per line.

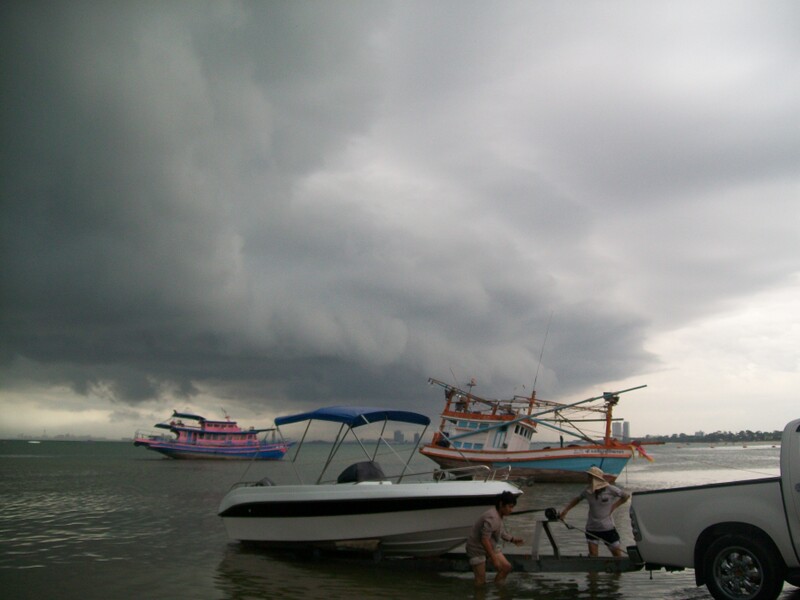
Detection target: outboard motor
<box><xmin>337</xmin><ymin>461</ymin><xmax>386</xmax><ymax>483</ymax></box>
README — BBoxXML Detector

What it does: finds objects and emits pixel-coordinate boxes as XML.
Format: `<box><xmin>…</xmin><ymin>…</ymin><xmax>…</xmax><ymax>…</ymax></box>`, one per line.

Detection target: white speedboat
<box><xmin>218</xmin><ymin>406</ymin><xmax>521</xmax><ymax>557</ymax></box>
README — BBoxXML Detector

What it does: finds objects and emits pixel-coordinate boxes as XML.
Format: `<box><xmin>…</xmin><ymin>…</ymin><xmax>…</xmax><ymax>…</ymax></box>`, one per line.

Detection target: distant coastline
<box><xmin>3</xmin><ymin>435</ymin><xmax>131</xmax><ymax>442</ymax></box>
<box><xmin>641</xmin><ymin>429</ymin><xmax>783</xmax><ymax>444</ymax></box>
<box><xmin>2</xmin><ymin>428</ymin><xmax>785</xmax><ymax>445</ymax></box>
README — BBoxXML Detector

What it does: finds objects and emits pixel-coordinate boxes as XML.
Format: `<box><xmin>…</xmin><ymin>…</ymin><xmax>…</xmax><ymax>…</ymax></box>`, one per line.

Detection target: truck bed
<box><xmin>632</xmin><ymin>476</ymin><xmax>786</xmax><ymax>569</ymax></box>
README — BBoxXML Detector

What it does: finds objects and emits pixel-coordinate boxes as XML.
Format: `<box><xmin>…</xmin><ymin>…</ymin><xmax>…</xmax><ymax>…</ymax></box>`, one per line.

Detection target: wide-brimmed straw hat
<box><xmin>585</xmin><ymin>466</ymin><xmax>609</xmax><ymax>491</ymax></box>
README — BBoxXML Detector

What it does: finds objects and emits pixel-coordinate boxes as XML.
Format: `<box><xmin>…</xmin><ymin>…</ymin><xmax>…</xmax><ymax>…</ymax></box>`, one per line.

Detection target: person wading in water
<box><xmin>465</xmin><ymin>491</ymin><xmax>524</xmax><ymax>585</ymax></box>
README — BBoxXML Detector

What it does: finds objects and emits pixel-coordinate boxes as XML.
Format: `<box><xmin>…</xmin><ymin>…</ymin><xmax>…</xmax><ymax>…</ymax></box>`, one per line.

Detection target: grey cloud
<box><xmin>2</xmin><ymin>1</ymin><xmax>798</xmax><ymax>418</ymax></box>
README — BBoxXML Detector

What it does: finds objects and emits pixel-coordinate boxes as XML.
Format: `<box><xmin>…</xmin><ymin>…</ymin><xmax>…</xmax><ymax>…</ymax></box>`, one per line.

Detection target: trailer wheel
<box><xmin>703</xmin><ymin>534</ymin><xmax>784</xmax><ymax>600</ymax></box>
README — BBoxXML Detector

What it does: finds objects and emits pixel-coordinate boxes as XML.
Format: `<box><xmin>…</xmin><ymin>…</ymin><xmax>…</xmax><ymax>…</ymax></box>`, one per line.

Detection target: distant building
<box><xmin>393</xmin><ymin>430</ymin><xmax>405</xmax><ymax>443</ymax></box>
<box><xmin>695</xmin><ymin>431</ymin><xmax>705</xmax><ymax>437</ymax></box>
<box><xmin>613</xmin><ymin>421</ymin><xmax>631</xmax><ymax>440</ymax></box>
<box><xmin>413</xmin><ymin>432</ymin><xmax>420</xmax><ymax>444</ymax></box>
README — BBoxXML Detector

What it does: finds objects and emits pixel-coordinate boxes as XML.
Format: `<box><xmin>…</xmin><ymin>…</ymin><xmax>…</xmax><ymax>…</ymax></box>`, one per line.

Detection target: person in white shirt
<box><xmin>559</xmin><ymin>466</ymin><xmax>630</xmax><ymax>557</ymax></box>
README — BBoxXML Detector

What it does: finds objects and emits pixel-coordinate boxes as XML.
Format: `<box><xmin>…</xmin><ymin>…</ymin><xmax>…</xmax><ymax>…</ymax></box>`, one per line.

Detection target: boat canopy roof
<box><xmin>171</xmin><ymin>411</ymin><xmax>207</xmax><ymax>422</ymax></box>
<box><xmin>274</xmin><ymin>406</ymin><xmax>430</xmax><ymax>428</ymax></box>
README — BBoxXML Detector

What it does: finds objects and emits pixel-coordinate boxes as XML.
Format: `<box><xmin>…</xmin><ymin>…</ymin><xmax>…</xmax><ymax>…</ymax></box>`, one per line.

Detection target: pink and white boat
<box><xmin>134</xmin><ymin>411</ymin><xmax>291</xmax><ymax>460</ymax></box>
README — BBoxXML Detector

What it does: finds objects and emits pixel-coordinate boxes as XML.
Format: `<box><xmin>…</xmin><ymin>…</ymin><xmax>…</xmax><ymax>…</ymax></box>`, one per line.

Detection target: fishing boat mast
<box><xmin>603</xmin><ymin>392</ymin><xmax>620</xmax><ymax>444</ymax></box>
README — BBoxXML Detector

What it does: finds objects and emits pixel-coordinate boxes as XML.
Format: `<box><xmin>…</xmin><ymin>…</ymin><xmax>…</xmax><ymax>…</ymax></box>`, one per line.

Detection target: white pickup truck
<box><xmin>629</xmin><ymin>418</ymin><xmax>800</xmax><ymax>600</ymax></box>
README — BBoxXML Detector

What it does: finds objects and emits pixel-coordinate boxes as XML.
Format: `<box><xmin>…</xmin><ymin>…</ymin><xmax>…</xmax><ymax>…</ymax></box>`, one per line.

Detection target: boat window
<box><xmin>492</xmin><ymin>427</ymin><xmax>507</xmax><ymax>449</ymax></box>
<box><xmin>479</xmin><ymin>423</ymin><xmax>489</xmax><ymax>429</ymax></box>
<box><xmin>457</xmin><ymin>420</ymin><xmax>468</xmax><ymax>428</ymax></box>
<box><xmin>473</xmin><ymin>443</ymin><xmax>484</xmax><ymax>450</ymax></box>
<box><xmin>462</xmin><ymin>442</ymin><xmax>473</xmax><ymax>449</ymax></box>
<box><xmin>469</xmin><ymin>422</ymin><xmax>479</xmax><ymax>429</ymax></box>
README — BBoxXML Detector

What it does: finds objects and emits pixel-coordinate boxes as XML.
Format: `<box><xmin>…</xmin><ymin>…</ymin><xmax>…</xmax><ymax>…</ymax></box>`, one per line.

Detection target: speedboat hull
<box><xmin>219</xmin><ymin>480</ymin><xmax>520</xmax><ymax>556</ymax></box>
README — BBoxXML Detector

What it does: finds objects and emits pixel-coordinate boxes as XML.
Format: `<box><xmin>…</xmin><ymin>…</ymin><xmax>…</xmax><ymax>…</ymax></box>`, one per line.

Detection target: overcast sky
<box><xmin>2</xmin><ymin>1</ymin><xmax>799</xmax><ymax>441</ymax></box>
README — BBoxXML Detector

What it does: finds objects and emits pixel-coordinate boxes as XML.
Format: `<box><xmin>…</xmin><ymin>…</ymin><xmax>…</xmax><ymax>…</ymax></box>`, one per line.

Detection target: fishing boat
<box><xmin>133</xmin><ymin>411</ymin><xmax>291</xmax><ymax>460</ymax></box>
<box><xmin>419</xmin><ymin>378</ymin><xmax>652</xmax><ymax>483</ymax></box>
<box><xmin>218</xmin><ymin>406</ymin><xmax>521</xmax><ymax>557</ymax></box>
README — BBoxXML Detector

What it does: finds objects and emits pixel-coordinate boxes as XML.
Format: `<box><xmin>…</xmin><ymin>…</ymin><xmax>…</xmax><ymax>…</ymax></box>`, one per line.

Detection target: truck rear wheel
<box><xmin>703</xmin><ymin>534</ymin><xmax>784</xmax><ymax>600</ymax></box>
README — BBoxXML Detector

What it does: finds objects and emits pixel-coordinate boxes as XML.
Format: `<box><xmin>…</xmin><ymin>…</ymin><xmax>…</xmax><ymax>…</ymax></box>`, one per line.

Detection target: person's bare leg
<box><xmin>472</xmin><ymin>562</ymin><xmax>487</xmax><ymax>586</ymax></box>
<box><xmin>588</xmin><ymin>542</ymin><xmax>599</xmax><ymax>557</ymax></box>
<box><xmin>493</xmin><ymin>553</ymin><xmax>513</xmax><ymax>585</ymax></box>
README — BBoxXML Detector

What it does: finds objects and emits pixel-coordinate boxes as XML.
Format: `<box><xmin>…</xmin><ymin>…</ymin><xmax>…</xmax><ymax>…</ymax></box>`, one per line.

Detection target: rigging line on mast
<box><xmin>449</xmin><ymin>367</ymin><xmax>459</xmax><ymax>389</ymax></box>
<box><xmin>532</xmin><ymin>311</ymin><xmax>553</xmax><ymax>393</ymax></box>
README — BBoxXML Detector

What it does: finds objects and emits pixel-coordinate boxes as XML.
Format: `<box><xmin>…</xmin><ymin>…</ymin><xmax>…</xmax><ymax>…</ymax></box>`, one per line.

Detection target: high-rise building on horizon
<box><xmin>613</xmin><ymin>421</ymin><xmax>631</xmax><ymax>440</ymax></box>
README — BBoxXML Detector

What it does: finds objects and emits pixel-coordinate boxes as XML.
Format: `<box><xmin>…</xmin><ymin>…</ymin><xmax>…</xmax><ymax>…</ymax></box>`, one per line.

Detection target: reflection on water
<box><xmin>216</xmin><ymin>544</ymin><xmax>467</xmax><ymax>599</ymax></box>
<box><xmin>216</xmin><ymin>543</ymin><xmax>716</xmax><ymax>600</ymax></box>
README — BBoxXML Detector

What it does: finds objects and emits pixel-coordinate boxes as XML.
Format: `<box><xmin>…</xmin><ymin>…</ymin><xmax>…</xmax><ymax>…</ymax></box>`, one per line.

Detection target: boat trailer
<box><xmin>256</xmin><ymin>510</ymin><xmax>645</xmax><ymax>575</ymax></box>
<box><xmin>388</xmin><ymin>511</ymin><xmax>645</xmax><ymax>574</ymax></box>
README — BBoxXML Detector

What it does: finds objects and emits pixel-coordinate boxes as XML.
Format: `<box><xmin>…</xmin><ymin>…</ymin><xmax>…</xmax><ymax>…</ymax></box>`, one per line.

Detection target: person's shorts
<box><xmin>467</xmin><ymin>545</ymin><xmax>503</xmax><ymax>566</ymax></box>
<box><xmin>585</xmin><ymin>528</ymin><xmax>621</xmax><ymax>547</ymax></box>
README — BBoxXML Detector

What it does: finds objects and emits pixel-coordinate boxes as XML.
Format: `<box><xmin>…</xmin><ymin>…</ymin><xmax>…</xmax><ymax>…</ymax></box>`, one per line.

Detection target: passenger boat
<box><xmin>218</xmin><ymin>406</ymin><xmax>521</xmax><ymax>557</ymax></box>
<box><xmin>419</xmin><ymin>378</ymin><xmax>652</xmax><ymax>483</ymax></box>
<box><xmin>133</xmin><ymin>411</ymin><xmax>291</xmax><ymax>460</ymax></box>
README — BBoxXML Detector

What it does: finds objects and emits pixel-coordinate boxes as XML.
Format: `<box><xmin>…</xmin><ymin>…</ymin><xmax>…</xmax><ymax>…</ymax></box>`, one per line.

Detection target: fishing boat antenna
<box><xmin>531</xmin><ymin>312</ymin><xmax>553</xmax><ymax>394</ymax></box>
<box><xmin>449</xmin><ymin>367</ymin><xmax>459</xmax><ymax>387</ymax></box>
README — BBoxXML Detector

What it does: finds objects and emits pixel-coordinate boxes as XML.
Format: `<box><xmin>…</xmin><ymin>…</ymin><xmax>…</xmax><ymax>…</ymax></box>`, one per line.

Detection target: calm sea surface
<box><xmin>1</xmin><ymin>439</ymin><xmax>797</xmax><ymax>600</ymax></box>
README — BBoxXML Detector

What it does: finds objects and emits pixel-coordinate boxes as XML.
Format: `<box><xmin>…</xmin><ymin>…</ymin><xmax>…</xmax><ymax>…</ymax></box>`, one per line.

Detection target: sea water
<box><xmin>0</xmin><ymin>438</ymin><xmax>796</xmax><ymax>600</ymax></box>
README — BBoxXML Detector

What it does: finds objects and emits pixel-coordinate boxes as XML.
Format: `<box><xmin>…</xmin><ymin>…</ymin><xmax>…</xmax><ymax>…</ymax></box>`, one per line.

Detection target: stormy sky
<box><xmin>2</xmin><ymin>1</ymin><xmax>799</xmax><ymax>440</ymax></box>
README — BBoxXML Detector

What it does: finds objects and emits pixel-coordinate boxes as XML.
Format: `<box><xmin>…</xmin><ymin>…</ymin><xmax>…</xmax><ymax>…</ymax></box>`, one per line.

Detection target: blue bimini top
<box><xmin>274</xmin><ymin>406</ymin><xmax>430</xmax><ymax>428</ymax></box>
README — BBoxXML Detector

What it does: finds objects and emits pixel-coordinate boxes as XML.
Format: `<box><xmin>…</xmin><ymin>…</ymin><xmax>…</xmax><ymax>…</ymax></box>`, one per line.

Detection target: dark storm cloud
<box><xmin>1</xmin><ymin>1</ymin><xmax>385</xmax><ymax>404</ymax></box>
<box><xmin>2</xmin><ymin>1</ymin><xmax>799</xmax><ymax>421</ymax></box>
